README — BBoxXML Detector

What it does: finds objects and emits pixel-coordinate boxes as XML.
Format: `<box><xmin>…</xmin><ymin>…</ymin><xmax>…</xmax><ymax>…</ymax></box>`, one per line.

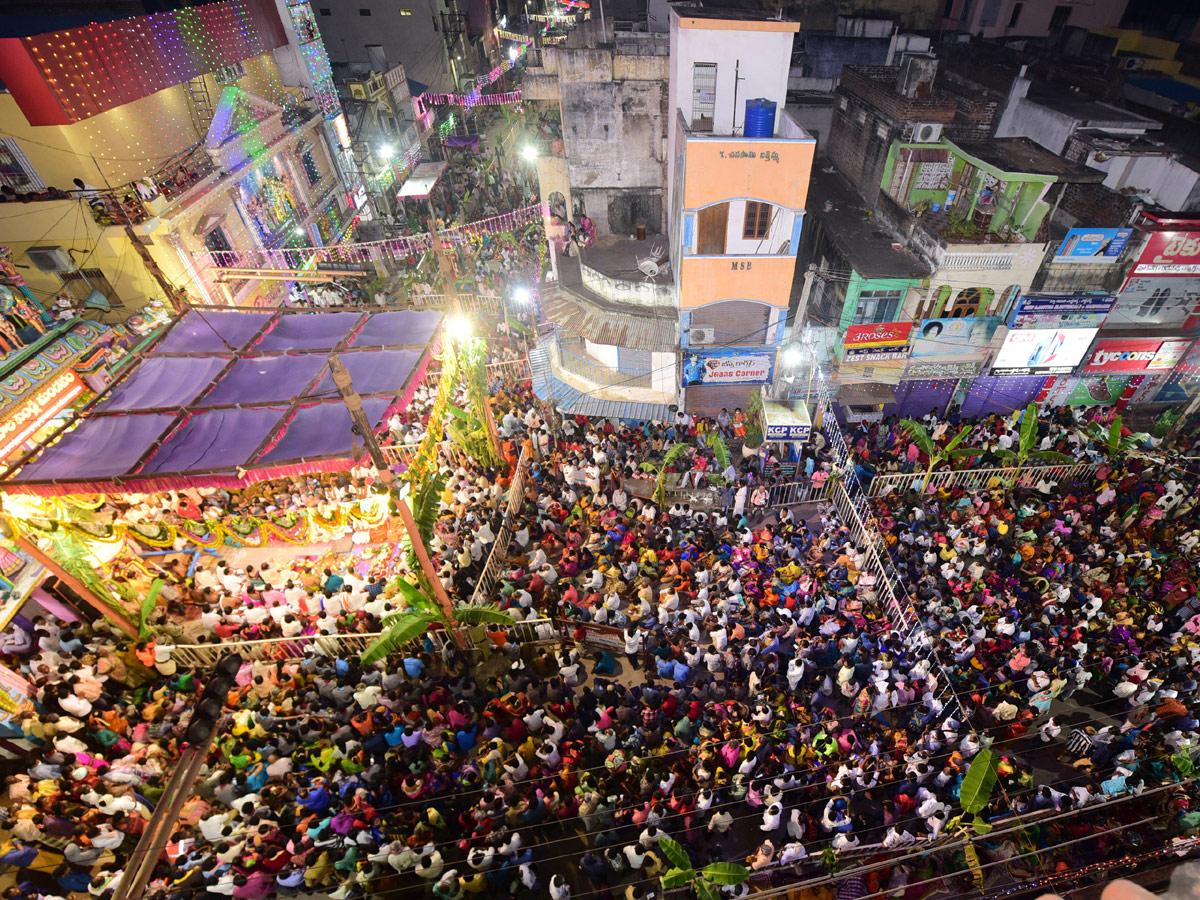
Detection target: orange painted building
<box><xmin>667</xmin><ymin>7</ymin><xmax>816</xmax><ymax>414</ymax></box>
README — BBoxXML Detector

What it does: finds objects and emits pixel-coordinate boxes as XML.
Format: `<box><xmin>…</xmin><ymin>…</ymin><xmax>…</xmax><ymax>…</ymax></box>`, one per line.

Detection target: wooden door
<box><xmin>697</xmin><ymin>203</ymin><xmax>729</xmax><ymax>255</ymax></box>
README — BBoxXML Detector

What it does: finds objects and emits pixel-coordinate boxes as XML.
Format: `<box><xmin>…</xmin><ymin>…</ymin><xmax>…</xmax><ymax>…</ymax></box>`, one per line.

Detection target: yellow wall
<box><xmin>1092</xmin><ymin>28</ymin><xmax>1180</xmax><ymax>61</ymax></box>
<box><xmin>0</xmin><ymin>200</ymin><xmax>158</xmax><ymax>311</ymax></box>
<box><xmin>682</xmin><ymin>137</ymin><xmax>814</xmax><ymax>211</ymax></box>
<box><xmin>677</xmin><ymin>255</ymin><xmax>795</xmax><ymax>309</ymax></box>
<box><xmin>0</xmin><ymin>52</ymin><xmax>297</xmax><ymax>191</ymax></box>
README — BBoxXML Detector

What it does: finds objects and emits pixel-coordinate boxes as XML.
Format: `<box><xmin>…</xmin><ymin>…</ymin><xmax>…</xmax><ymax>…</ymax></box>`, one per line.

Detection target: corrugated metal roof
<box><xmin>529</xmin><ymin>346</ymin><xmax>674</xmax><ymax>423</ymax></box>
<box><xmin>542</xmin><ymin>285</ymin><xmax>678</xmax><ymax>352</ymax></box>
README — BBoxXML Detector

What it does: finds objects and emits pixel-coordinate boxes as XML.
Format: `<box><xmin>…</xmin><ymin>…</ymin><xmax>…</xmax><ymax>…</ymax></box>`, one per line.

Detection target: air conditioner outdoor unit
<box><xmin>26</xmin><ymin>246</ymin><xmax>75</xmax><ymax>274</ymax></box>
<box><xmin>690</xmin><ymin>327</ymin><xmax>716</xmax><ymax>345</ymax></box>
<box><xmin>912</xmin><ymin>122</ymin><xmax>943</xmax><ymax>143</ymax></box>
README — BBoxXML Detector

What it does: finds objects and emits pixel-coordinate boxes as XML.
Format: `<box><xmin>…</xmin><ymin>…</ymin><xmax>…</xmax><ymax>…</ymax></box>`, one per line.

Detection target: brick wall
<box><xmin>840</xmin><ymin>67</ymin><xmax>960</xmax><ymax>125</ymax></box>
<box><xmin>1056</xmin><ymin>181</ymin><xmax>1140</xmax><ymax>229</ymax></box>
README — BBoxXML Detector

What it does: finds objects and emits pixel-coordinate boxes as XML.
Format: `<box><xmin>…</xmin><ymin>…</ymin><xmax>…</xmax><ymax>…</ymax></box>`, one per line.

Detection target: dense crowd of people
<box><xmin>3</xmin><ymin>344</ymin><xmax>1200</xmax><ymax>900</ymax></box>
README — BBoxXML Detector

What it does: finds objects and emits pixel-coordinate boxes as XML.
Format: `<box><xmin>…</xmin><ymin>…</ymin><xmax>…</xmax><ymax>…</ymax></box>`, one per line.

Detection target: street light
<box><xmin>509</xmin><ymin>46</ymin><xmax>519</xmax><ymax>62</ymax></box>
<box><xmin>521</xmin><ymin>144</ymin><xmax>539</xmax><ymax>162</ymax></box>
<box><xmin>511</xmin><ymin>287</ymin><xmax>531</xmax><ymax>305</ymax></box>
<box><xmin>782</xmin><ymin>343</ymin><xmax>804</xmax><ymax>369</ymax></box>
<box><xmin>293</xmin><ymin>227</ymin><xmax>306</xmax><ymax>237</ymax></box>
<box><xmin>446</xmin><ymin>315</ymin><xmax>473</xmax><ymax>342</ymax></box>
<box><xmin>380</xmin><ymin>144</ymin><xmax>395</xmax><ymax>160</ymax></box>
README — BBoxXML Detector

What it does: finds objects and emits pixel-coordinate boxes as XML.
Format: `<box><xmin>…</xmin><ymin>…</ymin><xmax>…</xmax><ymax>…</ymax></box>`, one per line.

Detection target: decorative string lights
<box><xmin>421</xmin><ymin>90</ymin><xmax>523</xmax><ymax>108</ymax></box>
<box><xmin>0</xmin><ymin>0</ymin><xmax>288</xmax><ymax>126</ymax></box>
<box><xmin>205</xmin><ymin>203</ymin><xmax>544</xmax><ymax>269</ymax></box>
<box><xmin>414</xmin><ymin>43</ymin><xmax>526</xmax><ymax>115</ymax></box>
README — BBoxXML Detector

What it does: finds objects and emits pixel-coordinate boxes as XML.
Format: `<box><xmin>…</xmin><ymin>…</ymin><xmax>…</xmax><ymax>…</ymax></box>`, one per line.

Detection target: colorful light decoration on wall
<box><xmin>415</xmin><ymin>43</ymin><xmax>526</xmax><ymax>115</ymax></box>
<box><xmin>0</xmin><ymin>0</ymin><xmax>288</xmax><ymax>126</ymax></box>
<box><xmin>421</xmin><ymin>90</ymin><xmax>523</xmax><ymax>108</ymax></box>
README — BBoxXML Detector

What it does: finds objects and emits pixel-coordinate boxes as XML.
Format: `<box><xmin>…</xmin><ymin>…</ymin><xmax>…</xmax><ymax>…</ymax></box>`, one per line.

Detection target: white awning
<box><xmin>762</xmin><ymin>400</ymin><xmax>811</xmax><ymax>443</ymax></box>
<box><xmin>396</xmin><ymin>161</ymin><xmax>448</xmax><ymax>198</ymax></box>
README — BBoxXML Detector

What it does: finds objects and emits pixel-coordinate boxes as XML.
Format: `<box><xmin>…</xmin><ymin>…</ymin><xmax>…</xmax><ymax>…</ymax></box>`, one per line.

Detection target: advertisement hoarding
<box><xmin>843</xmin><ymin>322</ymin><xmax>913</xmax><ymax>349</ymax></box>
<box><xmin>905</xmin><ymin>316</ymin><xmax>1000</xmax><ymax>377</ymax></box>
<box><xmin>1056</xmin><ymin>228</ymin><xmax>1133</xmax><ymax>261</ymax></box>
<box><xmin>1108</xmin><ymin>277</ymin><xmax>1200</xmax><ymax>328</ymax></box>
<box><xmin>1067</xmin><ymin>375</ymin><xmax>1131</xmax><ymax>406</ymax></box>
<box><xmin>990</xmin><ymin>328</ymin><xmax>1099</xmax><ymax>376</ymax></box>
<box><xmin>1008</xmin><ymin>294</ymin><xmax>1116</xmax><ymax>330</ymax></box>
<box><xmin>1082</xmin><ymin>338</ymin><xmax>1192</xmax><ymax>374</ymax></box>
<box><xmin>681</xmin><ymin>348</ymin><xmax>775</xmax><ymax>386</ymax></box>
<box><xmin>1131</xmin><ymin>231</ymin><xmax>1200</xmax><ymax>276</ymax></box>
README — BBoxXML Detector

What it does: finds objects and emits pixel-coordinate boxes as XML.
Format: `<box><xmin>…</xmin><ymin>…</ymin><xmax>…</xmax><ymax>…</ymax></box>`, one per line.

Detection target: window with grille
<box><xmin>204</xmin><ymin>227</ymin><xmax>235</xmax><ymax>267</ymax></box>
<box><xmin>692</xmin><ymin>63</ymin><xmax>716</xmax><ymax>132</ymax></box>
<box><xmin>852</xmin><ymin>290</ymin><xmax>902</xmax><ymax>325</ymax></box>
<box><xmin>743</xmin><ymin>201</ymin><xmax>771</xmax><ymax>240</ymax></box>
<box><xmin>0</xmin><ymin>139</ymin><xmax>45</xmax><ymax>192</ymax></box>
<box><xmin>59</xmin><ymin>269</ymin><xmax>122</xmax><ymax>307</ymax></box>
<box><xmin>297</xmin><ymin>145</ymin><xmax>322</xmax><ymax>187</ymax></box>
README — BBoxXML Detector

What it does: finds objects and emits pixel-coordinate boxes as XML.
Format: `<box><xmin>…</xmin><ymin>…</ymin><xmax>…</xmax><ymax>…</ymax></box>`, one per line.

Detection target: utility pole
<box><xmin>327</xmin><ymin>354</ymin><xmax>461</xmax><ymax>635</ymax></box>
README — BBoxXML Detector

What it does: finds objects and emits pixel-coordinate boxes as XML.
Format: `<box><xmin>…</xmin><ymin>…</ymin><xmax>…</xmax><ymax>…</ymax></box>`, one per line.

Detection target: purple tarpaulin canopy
<box><xmin>252</xmin><ymin>312</ymin><xmax>361</xmax><ymax>352</ymax></box>
<box><xmin>154</xmin><ymin>311</ymin><xmax>273</xmax><ymax>353</ymax></box>
<box><xmin>313</xmin><ymin>349</ymin><xmax>422</xmax><ymax>396</ymax></box>
<box><xmin>140</xmin><ymin>407</ymin><xmax>287</xmax><ymax>475</ymax></box>
<box><xmin>258</xmin><ymin>398</ymin><xmax>392</xmax><ymax>465</ymax></box>
<box><xmin>348</xmin><ymin>310</ymin><xmax>443</xmax><ymax>348</ymax></box>
<box><xmin>4</xmin><ymin>308</ymin><xmax>443</xmax><ymax>493</ymax></box>
<box><xmin>97</xmin><ymin>357</ymin><xmax>232</xmax><ymax>411</ymax></box>
<box><xmin>13</xmin><ymin>414</ymin><xmax>177</xmax><ymax>481</ymax></box>
<box><xmin>199</xmin><ymin>355</ymin><xmax>327</xmax><ymax>407</ymax></box>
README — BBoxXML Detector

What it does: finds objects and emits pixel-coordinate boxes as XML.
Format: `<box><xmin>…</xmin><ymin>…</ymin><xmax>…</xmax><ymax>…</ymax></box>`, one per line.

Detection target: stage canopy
<box><xmin>3</xmin><ymin>308</ymin><xmax>443</xmax><ymax>496</ymax></box>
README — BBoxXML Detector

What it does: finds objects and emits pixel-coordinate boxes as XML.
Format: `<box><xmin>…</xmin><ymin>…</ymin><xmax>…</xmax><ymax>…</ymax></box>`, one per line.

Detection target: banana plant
<box><xmin>947</xmin><ymin>748</ymin><xmax>998</xmax><ymax>891</ymax></box>
<box><xmin>992</xmin><ymin>403</ymin><xmax>1074</xmax><ymax>491</ymax></box>
<box><xmin>897</xmin><ymin>419</ymin><xmax>974</xmax><ymax>492</ymax></box>
<box><xmin>395</xmin><ymin>472</ymin><xmax>446</xmax><ymax>575</ymax></box>
<box><xmin>639</xmin><ymin>442</ymin><xmax>690</xmax><ymax>506</ymax></box>
<box><xmin>1085</xmin><ymin>413</ymin><xmax>1150</xmax><ymax>462</ymax></box>
<box><xmin>659</xmin><ymin>837</ymin><xmax>748</xmax><ymax>900</ymax></box>
<box><xmin>360</xmin><ymin>577</ymin><xmax>514</xmax><ymax>665</ymax></box>
<box><xmin>446</xmin><ymin>405</ymin><xmax>497</xmax><ymax>468</ymax></box>
<box><xmin>705</xmin><ymin>431</ymin><xmax>733</xmax><ymax>486</ymax></box>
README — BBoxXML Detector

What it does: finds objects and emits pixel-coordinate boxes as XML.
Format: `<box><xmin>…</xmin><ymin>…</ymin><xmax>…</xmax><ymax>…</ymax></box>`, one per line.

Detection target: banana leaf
<box><xmin>660</xmin><ymin>869</ymin><xmax>691</xmax><ymax>891</ymax></box>
<box><xmin>659</xmin><ymin>838</ymin><xmax>692</xmax><ymax>872</ymax></box>
<box><xmin>700</xmin><ymin>863</ymin><xmax>749</xmax><ymax>886</ymax></box>
<box><xmin>451</xmin><ymin>604</ymin><xmax>515</xmax><ymax>626</ymax></box>
<box><xmin>696</xmin><ymin>880</ymin><xmax>720</xmax><ymax>900</ymax></box>
<box><xmin>138</xmin><ymin>578</ymin><xmax>163</xmax><ymax>640</ymax></box>
<box><xmin>706</xmin><ymin>432</ymin><xmax>731</xmax><ymax>472</ymax></box>
<box><xmin>360</xmin><ymin>611</ymin><xmax>439</xmax><ymax>665</ymax></box>
<box><xmin>959</xmin><ymin>748</ymin><xmax>998</xmax><ymax>815</ymax></box>
<box><xmin>898</xmin><ymin>419</ymin><xmax>935</xmax><ymax>457</ymax></box>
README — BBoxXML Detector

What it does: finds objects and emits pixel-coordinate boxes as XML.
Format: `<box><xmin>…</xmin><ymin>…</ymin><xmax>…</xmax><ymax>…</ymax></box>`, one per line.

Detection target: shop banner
<box><xmin>907</xmin><ymin>316</ymin><xmax>1001</xmax><ymax>377</ymax></box>
<box><xmin>1067</xmin><ymin>375</ymin><xmax>1131</xmax><ymax>406</ymax></box>
<box><xmin>844</xmin><ymin>322</ymin><xmax>913</xmax><ymax>349</ymax></box>
<box><xmin>682</xmin><ymin>348</ymin><xmax>774</xmax><ymax>385</ymax></box>
<box><xmin>1082</xmin><ymin>338</ymin><xmax>1192</xmax><ymax>374</ymax></box>
<box><xmin>1109</xmin><ymin>277</ymin><xmax>1200</xmax><ymax>328</ymax></box>
<box><xmin>904</xmin><ymin>359</ymin><xmax>982</xmax><ymax>378</ymax></box>
<box><xmin>1056</xmin><ymin>228</ymin><xmax>1133</xmax><ymax>261</ymax></box>
<box><xmin>844</xmin><ymin>347</ymin><xmax>909</xmax><ymax>363</ymax></box>
<box><xmin>990</xmin><ymin>327</ymin><xmax>1098</xmax><ymax>376</ymax></box>
<box><xmin>1132</xmin><ymin>231</ymin><xmax>1200</xmax><ymax>275</ymax></box>
<box><xmin>1008</xmin><ymin>294</ymin><xmax>1115</xmax><ymax>330</ymax></box>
